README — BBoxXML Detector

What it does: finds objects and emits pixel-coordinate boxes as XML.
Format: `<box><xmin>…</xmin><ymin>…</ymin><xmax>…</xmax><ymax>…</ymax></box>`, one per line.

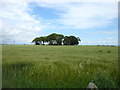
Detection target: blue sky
<box><xmin>0</xmin><ymin>0</ymin><xmax>118</xmax><ymax>45</ymax></box>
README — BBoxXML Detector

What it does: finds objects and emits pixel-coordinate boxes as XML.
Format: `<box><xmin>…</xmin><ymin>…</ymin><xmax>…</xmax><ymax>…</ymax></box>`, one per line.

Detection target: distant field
<box><xmin>2</xmin><ymin>45</ymin><xmax>118</xmax><ymax>88</ymax></box>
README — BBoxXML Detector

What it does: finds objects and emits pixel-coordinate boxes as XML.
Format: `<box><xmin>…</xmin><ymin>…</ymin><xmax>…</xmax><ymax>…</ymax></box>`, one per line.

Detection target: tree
<box><xmin>31</xmin><ymin>37</ymin><xmax>40</xmax><ymax>45</ymax></box>
<box><xmin>63</xmin><ymin>36</ymin><xmax>80</xmax><ymax>45</ymax></box>
<box><xmin>55</xmin><ymin>34</ymin><xmax>64</xmax><ymax>45</ymax></box>
<box><xmin>69</xmin><ymin>36</ymin><xmax>79</xmax><ymax>45</ymax></box>
<box><xmin>39</xmin><ymin>36</ymin><xmax>46</xmax><ymax>45</ymax></box>
<box><xmin>32</xmin><ymin>33</ymin><xmax>81</xmax><ymax>45</ymax></box>
<box><xmin>47</xmin><ymin>33</ymin><xmax>64</xmax><ymax>45</ymax></box>
<box><xmin>63</xmin><ymin>36</ymin><xmax>70</xmax><ymax>45</ymax></box>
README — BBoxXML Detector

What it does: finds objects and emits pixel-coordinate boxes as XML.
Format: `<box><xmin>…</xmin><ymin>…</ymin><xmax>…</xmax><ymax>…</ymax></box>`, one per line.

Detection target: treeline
<box><xmin>32</xmin><ymin>33</ymin><xmax>81</xmax><ymax>45</ymax></box>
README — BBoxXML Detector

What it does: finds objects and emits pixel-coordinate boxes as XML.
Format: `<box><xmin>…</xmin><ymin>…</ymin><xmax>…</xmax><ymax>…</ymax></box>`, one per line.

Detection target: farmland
<box><xmin>2</xmin><ymin>45</ymin><xmax>118</xmax><ymax>88</ymax></box>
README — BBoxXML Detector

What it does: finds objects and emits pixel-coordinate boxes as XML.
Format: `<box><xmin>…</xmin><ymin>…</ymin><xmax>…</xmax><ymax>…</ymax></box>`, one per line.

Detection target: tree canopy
<box><xmin>32</xmin><ymin>33</ymin><xmax>81</xmax><ymax>45</ymax></box>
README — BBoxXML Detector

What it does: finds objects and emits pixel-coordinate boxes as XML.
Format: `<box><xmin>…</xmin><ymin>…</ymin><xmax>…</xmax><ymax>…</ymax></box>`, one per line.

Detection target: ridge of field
<box><xmin>2</xmin><ymin>45</ymin><xmax>118</xmax><ymax>88</ymax></box>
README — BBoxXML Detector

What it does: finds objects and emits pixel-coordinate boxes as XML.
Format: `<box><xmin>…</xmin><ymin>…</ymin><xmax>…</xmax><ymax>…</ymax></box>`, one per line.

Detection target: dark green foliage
<box><xmin>32</xmin><ymin>33</ymin><xmax>81</xmax><ymax>45</ymax></box>
<box><xmin>63</xmin><ymin>36</ymin><xmax>80</xmax><ymax>45</ymax></box>
<box><xmin>47</xmin><ymin>33</ymin><xmax>64</xmax><ymax>45</ymax></box>
<box><xmin>32</xmin><ymin>36</ymin><xmax>48</xmax><ymax>45</ymax></box>
<box><xmin>31</xmin><ymin>37</ymin><xmax>40</xmax><ymax>45</ymax></box>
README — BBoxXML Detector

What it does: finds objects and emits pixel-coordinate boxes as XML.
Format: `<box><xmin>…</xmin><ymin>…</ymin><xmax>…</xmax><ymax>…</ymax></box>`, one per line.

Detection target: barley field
<box><xmin>2</xmin><ymin>45</ymin><xmax>118</xmax><ymax>88</ymax></box>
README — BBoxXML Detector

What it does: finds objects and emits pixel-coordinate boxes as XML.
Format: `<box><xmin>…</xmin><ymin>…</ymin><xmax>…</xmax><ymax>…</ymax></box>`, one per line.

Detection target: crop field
<box><xmin>2</xmin><ymin>45</ymin><xmax>119</xmax><ymax>88</ymax></box>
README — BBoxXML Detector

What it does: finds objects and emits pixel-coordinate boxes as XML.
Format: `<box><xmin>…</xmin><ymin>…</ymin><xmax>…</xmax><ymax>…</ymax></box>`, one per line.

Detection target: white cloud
<box><xmin>0</xmin><ymin>0</ymin><xmax>43</xmax><ymax>44</ymax></box>
<box><xmin>35</xmin><ymin>2</ymin><xmax>118</xmax><ymax>29</ymax></box>
<box><xmin>59</xmin><ymin>3</ymin><xmax>118</xmax><ymax>29</ymax></box>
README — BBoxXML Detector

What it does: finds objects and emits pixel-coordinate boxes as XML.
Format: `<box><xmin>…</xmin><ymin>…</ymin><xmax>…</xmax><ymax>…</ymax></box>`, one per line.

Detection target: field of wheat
<box><xmin>2</xmin><ymin>45</ymin><xmax>118</xmax><ymax>88</ymax></box>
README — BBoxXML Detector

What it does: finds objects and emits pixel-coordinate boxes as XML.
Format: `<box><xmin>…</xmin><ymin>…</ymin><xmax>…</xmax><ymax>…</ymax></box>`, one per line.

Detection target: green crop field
<box><xmin>2</xmin><ymin>45</ymin><xmax>119</xmax><ymax>88</ymax></box>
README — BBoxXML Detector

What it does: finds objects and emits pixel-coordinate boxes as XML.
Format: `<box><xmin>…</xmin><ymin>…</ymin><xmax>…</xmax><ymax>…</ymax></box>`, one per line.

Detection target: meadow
<box><xmin>2</xmin><ymin>45</ymin><xmax>118</xmax><ymax>88</ymax></box>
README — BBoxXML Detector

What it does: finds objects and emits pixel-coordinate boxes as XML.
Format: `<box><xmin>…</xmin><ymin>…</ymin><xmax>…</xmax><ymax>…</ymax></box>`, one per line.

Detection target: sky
<box><xmin>0</xmin><ymin>0</ymin><xmax>119</xmax><ymax>45</ymax></box>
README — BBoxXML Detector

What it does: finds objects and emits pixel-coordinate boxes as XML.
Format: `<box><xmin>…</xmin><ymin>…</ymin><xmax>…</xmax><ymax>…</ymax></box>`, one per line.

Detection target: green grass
<box><xmin>2</xmin><ymin>45</ymin><xmax>118</xmax><ymax>88</ymax></box>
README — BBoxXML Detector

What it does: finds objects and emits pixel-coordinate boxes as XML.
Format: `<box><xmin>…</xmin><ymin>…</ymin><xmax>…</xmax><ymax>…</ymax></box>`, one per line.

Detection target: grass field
<box><xmin>2</xmin><ymin>45</ymin><xmax>118</xmax><ymax>88</ymax></box>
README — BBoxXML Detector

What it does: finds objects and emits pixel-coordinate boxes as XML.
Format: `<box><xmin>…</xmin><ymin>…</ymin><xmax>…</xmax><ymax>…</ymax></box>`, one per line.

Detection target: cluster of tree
<box><xmin>32</xmin><ymin>33</ymin><xmax>81</xmax><ymax>45</ymax></box>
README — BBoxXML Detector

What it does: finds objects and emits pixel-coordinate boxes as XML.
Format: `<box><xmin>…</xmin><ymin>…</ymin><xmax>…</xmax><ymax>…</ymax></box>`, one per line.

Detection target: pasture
<box><xmin>2</xmin><ymin>45</ymin><xmax>118</xmax><ymax>88</ymax></box>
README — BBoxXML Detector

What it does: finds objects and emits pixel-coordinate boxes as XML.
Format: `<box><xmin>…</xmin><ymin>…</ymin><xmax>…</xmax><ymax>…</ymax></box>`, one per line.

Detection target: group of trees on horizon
<box><xmin>32</xmin><ymin>33</ymin><xmax>81</xmax><ymax>45</ymax></box>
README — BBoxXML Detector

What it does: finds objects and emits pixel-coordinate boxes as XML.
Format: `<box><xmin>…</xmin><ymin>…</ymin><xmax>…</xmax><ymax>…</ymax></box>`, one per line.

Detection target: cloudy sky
<box><xmin>0</xmin><ymin>0</ymin><xmax>118</xmax><ymax>45</ymax></box>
